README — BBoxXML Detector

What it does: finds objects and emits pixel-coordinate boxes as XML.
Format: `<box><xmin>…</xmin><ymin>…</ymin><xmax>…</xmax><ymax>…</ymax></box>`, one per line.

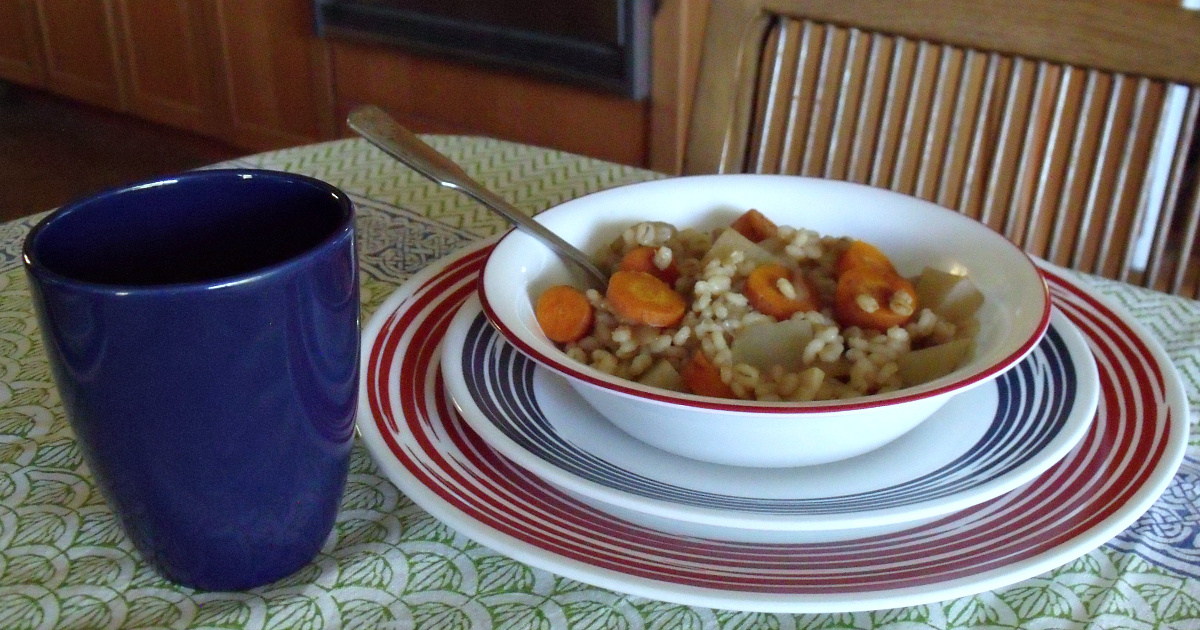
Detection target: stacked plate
<box><xmin>357</xmin><ymin>238</ymin><xmax>1188</xmax><ymax>613</ymax></box>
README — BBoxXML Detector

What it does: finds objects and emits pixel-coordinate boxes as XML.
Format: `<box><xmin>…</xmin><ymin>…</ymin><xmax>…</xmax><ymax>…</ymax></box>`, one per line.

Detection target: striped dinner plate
<box><xmin>356</xmin><ymin>239</ymin><xmax>1188</xmax><ymax>613</ymax></box>
<box><xmin>442</xmin><ymin>293</ymin><xmax>1097</xmax><ymax>531</ymax></box>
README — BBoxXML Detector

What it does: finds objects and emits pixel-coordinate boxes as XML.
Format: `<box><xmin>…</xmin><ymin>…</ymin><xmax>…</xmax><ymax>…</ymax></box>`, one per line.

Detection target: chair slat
<box><xmin>825</xmin><ymin>28</ymin><xmax>868</xmax><ymax>179</ymax></box>
<box><xmin>748</xmin><ymin>19</ymin><xmax>789</xmax><ymax>173</ymax></box>
<box><xmin>1024</xmin><ymin>65</ymin><xmax>1083</xmax><ymax>258</ymax></box>
<box><xmin>1171</xmin><ymin>182</ymin><xmax>1200</xmax><ymax>296</ymax></box>
<box><xmin>1045</xmin><ymin>70</ymin><xmax>1102</xmax><ymax>266</ymax></box>
<box><xmin>957</xmin><ymin>52</ymin><xmax>1002</xmax><ymax>219</ymax></box>
<box><xmin>890</xmin><ymin>41</ymin><xmax>936</xmax><ymax>194</ymax></box>
<box><xmin>1070</xmin><ymin>74</ymin><xmax>1124</xmax><ymax>270</ymax></box>
<box><xmin>1145</xmin><ymin>87</ymin><xmax>1200</xmax><ymax>294</ymax></box>
<box><xmin>1096</xmin><ymin>77</ymin><xmax>1151</xmax><ymax>278</ymax></box>
<box><xmin>872</xmin><ymin>37</ymin><xmax>917</xmax><ymax>188</ymax></box>
<box><xmin>936</xmin><ymin>49</ymin><xmax>985</xmax><ymax>208</ymax></box>
<box><xmin>913</xmin><ymin>44</ymin><xmax>959</xmax><ymax>201</ymax></box>
<box><xmin>847</xmin><ymin>33</ymin><xmax>890</xmax><ymax>183</ymax></box>
<box><xmin>780</xmin><ymin>20</ymin><xmax>821</xmax><ymax>174</ymax></box>
<box><xmin>980</xmin><ymin>57</ymin><xmax>1030</xmax><ymax>233</ymax></box>
<box><xmin>1002</xmin><ymin>60</ymin><xmax>1051</xmax><ymax>244</ymax></box>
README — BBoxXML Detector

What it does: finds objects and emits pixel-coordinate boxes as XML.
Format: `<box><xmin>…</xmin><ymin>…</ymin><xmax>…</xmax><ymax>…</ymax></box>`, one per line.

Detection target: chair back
<box><xmin>685</xmin><ymin>0</ymin><xmax>1200</xmax><ymax>298</ymax></box>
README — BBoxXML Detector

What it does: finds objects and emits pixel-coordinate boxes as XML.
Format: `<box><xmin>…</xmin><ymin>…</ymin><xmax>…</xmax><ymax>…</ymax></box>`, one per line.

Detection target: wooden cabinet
<box><xmin>7</xmin><ymin>0</ymin><xmax>663</xmax><ymax>166</ymax></box>
<box><xmin>3</xmin><ymin>0</ymin><xmax>334</xmax><ymax>152</ymax></box>
<box><xmin>209</xmin><ymin>0</ymin><xmax>336</xmax><ymax>150</ymax></box>
<box><xmin>0</xmin><ymin>0</ymin><xmax>46</xmax><ymax>86</ymax></box>
<box><xmin>331</xmin><ymin>40</ymin><xmax>648</xmax><ymax>166</ymax></box>
<box><xmin>5</xmin><ymin>0</ymin><xmax>665</xmax><ymax>165</ymax></box>
<box><xmin>648</xmin><ymin>0</ymin><xmax>709</xmax><ymax>173</ymax></box>
<box><xmin>32</xmin><ymin>0</ymin><xmax>124</xmax><ymax>109</ymax></box>
<box><xmin>113</xmin><ymin>0</ymin><xmax>222</xmax><ymax>136</ymax></box>
<box><xmin>11</xmin><ymin>0</ymin><xmax>221</xmax><ymax>136</ymax></box>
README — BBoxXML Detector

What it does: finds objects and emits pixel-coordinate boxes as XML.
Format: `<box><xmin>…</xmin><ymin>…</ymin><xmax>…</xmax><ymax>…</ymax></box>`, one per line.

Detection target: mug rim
<box><xmin>22</xmin><ymin>168</ymin><xmax>355</xmax><ymax>293</ymax></box>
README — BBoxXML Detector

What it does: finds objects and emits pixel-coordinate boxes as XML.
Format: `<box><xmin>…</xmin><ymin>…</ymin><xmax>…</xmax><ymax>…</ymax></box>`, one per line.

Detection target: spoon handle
<box><xmin>347</xmin><ymin>105</ymin><xmax>608</xmax><ymax>289</ymax></box>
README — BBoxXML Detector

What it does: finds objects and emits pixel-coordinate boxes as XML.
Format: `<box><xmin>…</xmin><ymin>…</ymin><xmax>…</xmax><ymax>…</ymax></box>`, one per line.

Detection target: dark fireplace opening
<box><xmin>313</xmin><ymin>0</ymin><xmax>654</xmax><ymax>99</ymax></box>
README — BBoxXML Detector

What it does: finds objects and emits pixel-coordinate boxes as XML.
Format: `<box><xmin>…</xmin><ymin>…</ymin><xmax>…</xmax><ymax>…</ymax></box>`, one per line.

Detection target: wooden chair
<box><xmin>684</xmin><ymin>0</ymin><xmax>1200</xmax><ymax>298</ymax></box>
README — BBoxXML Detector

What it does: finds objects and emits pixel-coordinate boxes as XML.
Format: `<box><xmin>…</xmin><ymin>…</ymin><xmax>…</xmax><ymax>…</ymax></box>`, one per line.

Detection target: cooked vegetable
<box><xmin>638</xmin><ymin>358</ymin><xmax>685</xmax><ymax>391</ymax></box>
<box><xmin>618</xmin><ymin>245</ymin><xmax>680</xmax><ymax>285</ymax></box>
<box><xmin>913</xmin><ymin>267</ymin><xmax>984</xmax><ymax>322</ymax></box>
<box><xmin>833</xmin><ymin>266</ymin><xmax>918</xmax><ymax>330</ymax></box>
<box><xmin>836</xmin><ymin>239</ymin><xmax>898</xmax><ymax>277</ymax></box>
<box><xmin>896</xmin><ymin>337</ymin><xmax>973</xmax><ymax>386</ymax></box>
<box><xmin>745</xmin><ymin>263</ymin><xmax>820</xmax><ymax>320</ymax></box>
<box><xmin>680</xmin><ymin>350</ymin><xmax>736</xmax><ymax>398</ymax></box>
<box><xmin>534</xmin><ymin>285</ymin><xmax>595</xmax><ymax>343</ymax></box>
<box><xmin>730</xmin><ymin>209</ymin><xmax>779</xmax><ymax>242</ymax></box>
<box><xmin>731</xmin><ymin>319</ymin><xmax>816</xmax><ymax>371</ymax></box>
<box><xmin>606</xmin><ymin>270</ymin><xmax>687</xmax><ymax>327</ymax></box>
<box><xmin>955</xmin><ymin>315</ymin><xmax>981</xmax><ymax>341</ymax></box>
<box><xmin>703</xmin><ymin>227</ymin><xmax>780</xmax><ymax>268</ymax></box>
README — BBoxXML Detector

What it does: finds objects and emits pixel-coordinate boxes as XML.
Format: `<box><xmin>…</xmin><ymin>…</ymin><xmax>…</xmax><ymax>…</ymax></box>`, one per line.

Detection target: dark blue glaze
<box><xmin>23</xmin><ymin>169</ymin><xmax>359</xmax><ymax>591</ymax></box>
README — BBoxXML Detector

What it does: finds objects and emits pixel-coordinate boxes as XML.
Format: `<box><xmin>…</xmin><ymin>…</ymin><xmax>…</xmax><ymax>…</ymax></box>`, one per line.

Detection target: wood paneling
<box><xmin>33</xmin><ymin>0</ymin><xmax>125</xmax><ymax>110</ymax></box>
<box><xmin>648</xmin><ymin>0</ymin><xmax>709</xmax><ymax>174</ymax></box>
<box><xmin>331</xmin><ymin>40</ymin><xmax>648</xmax><ymax>167</ymax></box>
<box><xmin>114</xmin><ymin>0</ymin><xmax>220</xmax><ymax>135</ymax></box>
<box><xmin>211</xmin><ymin>0</ymin><xmax>336</xmax><ymax>150</ymax></box>
<box><xmin>0</xmin><ymin>0</ymin><xmax>45</xmax><ymax>86</ymax></box>
<box><xmin>8</xmin><ymin>0</ymin><xmax>655</xmax><ymax>165</ymax></box>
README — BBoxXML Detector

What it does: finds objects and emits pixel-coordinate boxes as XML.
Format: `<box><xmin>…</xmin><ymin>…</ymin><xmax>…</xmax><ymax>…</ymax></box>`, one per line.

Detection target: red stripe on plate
<box><xmin>368</xmin><ymin>246</ymin><xmax>492</xmax><ymax>433</ymax></box>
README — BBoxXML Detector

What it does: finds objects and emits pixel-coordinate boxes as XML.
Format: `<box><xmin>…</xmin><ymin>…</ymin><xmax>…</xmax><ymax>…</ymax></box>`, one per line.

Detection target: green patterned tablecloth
<box><xmin>1</xmin><ymin>136</ymin><xmax>1199</xmax><ymax>629</ymax></box>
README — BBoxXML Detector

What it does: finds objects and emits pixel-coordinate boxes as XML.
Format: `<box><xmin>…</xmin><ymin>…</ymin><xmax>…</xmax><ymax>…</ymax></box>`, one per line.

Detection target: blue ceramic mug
<box><xmin>23</xmin><ymin>169</ymin><xmax>359</xmax><ymax>591</ymax></box>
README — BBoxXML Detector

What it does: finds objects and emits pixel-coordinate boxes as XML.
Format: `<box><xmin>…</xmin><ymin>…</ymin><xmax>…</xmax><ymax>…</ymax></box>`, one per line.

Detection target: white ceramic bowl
<box><xmin>479</xmin><ymin>175</ymin><xmax>1051</xmax><ymax>468</ymax></box>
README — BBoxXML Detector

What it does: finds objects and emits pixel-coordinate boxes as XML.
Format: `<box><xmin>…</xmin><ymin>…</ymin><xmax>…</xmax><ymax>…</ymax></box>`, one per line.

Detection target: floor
<box><xmin>0</xmin><ymin>84</ymin><xmax>242</xmax><ymax>222</ymax></box>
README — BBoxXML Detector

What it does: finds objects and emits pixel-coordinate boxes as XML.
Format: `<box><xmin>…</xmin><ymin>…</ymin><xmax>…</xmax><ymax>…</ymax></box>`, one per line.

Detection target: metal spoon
<box><xmin>346</xmin><ymin>105</ymin><xmax>608</xmax><ymax>289</ymax></box>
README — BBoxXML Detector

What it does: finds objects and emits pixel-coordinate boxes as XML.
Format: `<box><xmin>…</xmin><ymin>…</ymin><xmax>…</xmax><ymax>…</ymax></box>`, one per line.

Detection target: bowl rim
<box><xmin>479</xmin><ymin>174</ymin><xmax>1053</xmax><ymax>414</ymax></box>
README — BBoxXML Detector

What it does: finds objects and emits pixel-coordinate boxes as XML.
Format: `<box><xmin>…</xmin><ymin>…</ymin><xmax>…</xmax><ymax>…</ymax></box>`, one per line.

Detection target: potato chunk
<box><xmin>913</xmin><ymin>267</ymin><xmax>984</xmax><ymax>322</ymax></box>
<box><xmin>896</xmin><ymin>337</ymin><xmax>973</xmax><ymax>386</ymax></box>
<box><xmin>637</xmin><ymin>359</ymin><xmax>685</xmax><ymax>392</ymax></box>
<box><xmin>703</xmin><ymin>228</ymin><xmax>783</xmax><ymax>269</ymax></box>
<box><xmin>731</xmin><ymin>319</ymin><xmax>815</xmax><ymax>371</ymax></box>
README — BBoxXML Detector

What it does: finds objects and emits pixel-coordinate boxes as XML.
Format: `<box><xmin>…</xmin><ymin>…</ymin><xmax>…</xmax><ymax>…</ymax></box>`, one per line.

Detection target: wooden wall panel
<box><xmin>331</xmin><ymin>41</ymin><xmax>648</xmax><ymax>167</ymax></box>
<box><xmin>648</xmin><ymin>0</ymin><xmax>710</xmax><ymax>173</ymax></box>
<box><xmin>211</xmin><ymin>0</ymin><xmax>336</xmax><ymax>150</ymax></box>
<box><xmin>0</xmin><ymin>0</ymin><xmax>45</xmax><ymax>86</ymax></box>
<box><xmin>114</xmin><ymin>0</ymin><xmax>219</xmax><ymax>135</ymax></box>
<box><xmin>33</xmin><ymin>0</ymin><xmax>125</xmax><ymax>110</ymax></box>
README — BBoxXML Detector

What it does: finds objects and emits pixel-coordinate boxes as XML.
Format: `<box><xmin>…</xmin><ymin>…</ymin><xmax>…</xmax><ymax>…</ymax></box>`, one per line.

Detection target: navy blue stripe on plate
<box><xmin>460</xmin><ymin>314</ymin><xmax>1077</xmax><ymax>515</ymax></box>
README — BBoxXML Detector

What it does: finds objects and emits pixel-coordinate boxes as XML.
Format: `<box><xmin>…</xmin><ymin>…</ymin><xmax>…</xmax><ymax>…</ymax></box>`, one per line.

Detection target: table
<box><xmin>0</xmin><ymin>136</ymin><xmax>1197</xmax><ymax>629</ymax></box>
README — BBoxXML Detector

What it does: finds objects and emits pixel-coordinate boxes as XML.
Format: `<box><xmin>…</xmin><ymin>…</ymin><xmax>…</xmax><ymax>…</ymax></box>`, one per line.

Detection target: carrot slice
<box><xmin>730</xmin><ymin>209</ymin><xmax>779</xmax><ymax>242</ymax></box>
<box><xmin>836</xmin><ymin>239</ymin><xmax>898</xmax><ymax>277</ymax></box>
<box><xmin>833</xmin><ymin>266</ymin><xmax>918</xmax><ymax>330</ymax></box>
<box><xmin>535</xmin><ymin>285</ymin><xmax>595</xmax><ymax>343</ymax></box>
<box><xmin>618</xmin><ymin>246</ymin><xmax>680</xmax><ymax>285</ymax></box>
<box><xmin>681</xmin><ymin>350</ymin><xmax>737</xmax><ymax>398</ymax></box>
<box><xmin>744</xmin><ymin>263</ymin><xmax>820</xmax><ymax>319</ymax></box>
<box><xmin>606</xmin><ymin>270</ymin><xmax>687</xmax><ymax>327</ymax></box>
